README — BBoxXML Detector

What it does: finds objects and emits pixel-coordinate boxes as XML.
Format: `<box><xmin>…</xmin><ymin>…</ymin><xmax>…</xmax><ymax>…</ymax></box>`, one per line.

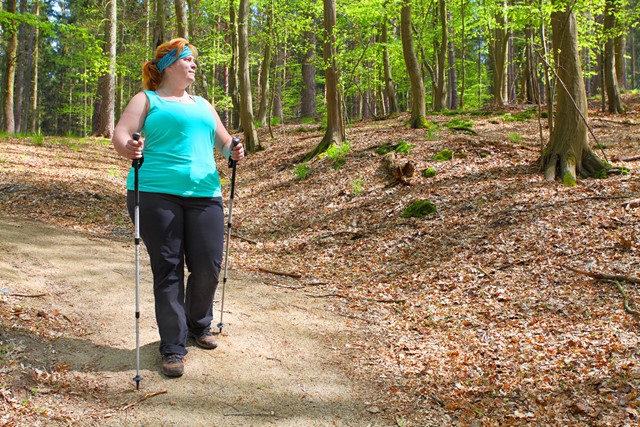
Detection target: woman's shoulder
<box><xmin>194</xmin><ymin>95</ymin><xmax>214</xmax><ymax>109</ymax></box>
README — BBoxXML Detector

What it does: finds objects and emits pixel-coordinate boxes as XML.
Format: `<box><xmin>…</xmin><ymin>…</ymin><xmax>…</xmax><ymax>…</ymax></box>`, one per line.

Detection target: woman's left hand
<box><xmin>231</xmin><ymin>141</ymin><xmax>245</xmax><ymax>162</ymax></box>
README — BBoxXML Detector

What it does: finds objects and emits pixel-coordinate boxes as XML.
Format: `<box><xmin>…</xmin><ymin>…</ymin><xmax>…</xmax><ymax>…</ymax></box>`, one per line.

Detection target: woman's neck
<box><xmin>156</xmin><ymin>83</ymin><xmax>188</xmax><ymax>97</ymax></box>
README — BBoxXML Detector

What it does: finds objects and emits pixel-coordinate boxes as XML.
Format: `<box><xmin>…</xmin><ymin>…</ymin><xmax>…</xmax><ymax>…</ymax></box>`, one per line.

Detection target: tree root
<box><xmin>564</xmin><ymin>265</ymin><xmax>640</xmax><ymax>319</ymax></box>
<box><xmin>609</xmin><ymin>280</ymin><xmax>640</xmax><ymax>318</ymax></box>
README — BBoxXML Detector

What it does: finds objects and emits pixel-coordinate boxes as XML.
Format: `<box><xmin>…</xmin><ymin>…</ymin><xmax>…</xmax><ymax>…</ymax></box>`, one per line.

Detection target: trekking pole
<box><xmin>217</xmin><ymin>137</ymin><xmax>240</xmax><ymax>333</ymax></box>
<box><xmin>131</xmin><ymin>132</ymin><xmax>143</xmax><ymax>390</ymax></box>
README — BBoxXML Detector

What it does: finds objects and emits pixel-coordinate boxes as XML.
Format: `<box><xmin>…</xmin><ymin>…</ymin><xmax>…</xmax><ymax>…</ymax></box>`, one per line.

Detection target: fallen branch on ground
<box><xmin>314</xmin><ymin>230</ymin><xmax>366</xmax><ymax>241</ymax></box>
<box><xmin>7</xmin><ymin>293</ymin><xmax>49</xmax><ymax>298</ymax></box>
<box><xmin>267</xmin><ymin>282</ymin><xmax>326</xmax><ymax>290</ymax></box>
<box><xmin>224</xmin><ymin>411</ymin><xmax>276</xmax><ymax>417</ymax></box>
<box><xmin>564</xmin><ymin>265</ymin><xmax>640</xmax><ymax>319</ymax></box>
<box><xmin>305</xmin><ymin>293</ymin><xmax>406</xmax><ymax>304</ymax></box>
<box><xmin>563</xmin><ymin>265</ymin><xmax>640</xmax><ymax>284</ymax></box>
<box><xmin>619</xmin><ymin>155</ymin><xmax>640</xmax><ymax>162</ymax></box>
<box><xmin>257</xmin><ymin>267</ymin><xmax>302</xmax><ymax>278</ymax></box>
<box><xmin>592</xmin><ymin>117</ymin><xmax>638</xmax><ymax>125</ymax></box>
<box><xmin>494</xmin><ymin>195</ymin><xmax>629</xmax><ymax>216</ymax></box>
<box><xmin>231</xmin><ymin>233</ymin><xmax>258</xmax><ymax>245</ymax></box>
<box><xmin>120</xmin><ymin>390</ymin><xmax>167</xmax><ymax>411</ymax></box>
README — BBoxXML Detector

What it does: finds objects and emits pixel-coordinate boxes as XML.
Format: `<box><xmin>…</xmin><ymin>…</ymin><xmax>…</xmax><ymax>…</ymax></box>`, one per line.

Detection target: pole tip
<box><xmin>217</xmin><ymin>322</ymin><xmax>224</xmax><ymax>333</ymax></box>
<box><xmin>133</xmin><ymin>375</ymin><xmax>142</xmax><ymax>390</ymax></box>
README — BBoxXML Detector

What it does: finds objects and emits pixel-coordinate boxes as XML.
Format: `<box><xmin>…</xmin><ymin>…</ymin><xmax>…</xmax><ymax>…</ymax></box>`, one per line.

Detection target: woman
<box><xmin>112</xmin><ymin>38</ymin><xmax>244</xmax><ymax>378</ymax></box>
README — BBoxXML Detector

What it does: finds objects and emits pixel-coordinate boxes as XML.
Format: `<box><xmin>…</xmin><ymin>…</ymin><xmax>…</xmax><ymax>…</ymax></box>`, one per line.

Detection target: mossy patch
<box><xmin>444</xmin><ymin>118</ymin><xmax>475</xmax><ymax>133</ymax></box>
<box><xmin>563</xmin><ymin>172</ymin><xmax>577</xmax><ymax>187</ymax></box>
<box><xmin>503</xmin><ymin>108</ymin><xmax>537</xmax><ymax>122</ymax></box>
<box><xmin>594</xmin><ymin>169</ymin><xmax>608</xmax><ymax>179</ymax></box>
<box><xmin>401</xmin><ymin>199</ymin><xmax>437</xmax><ymax>218</ymax></box>
<box><xmin>432</xmin><ymin>149</ymin><xmax>453</xmax><ymax>161</ymax></box>
<box><xmin>375</xmin><ymin>141</ymin><xmax>413</xmax><ymax>155</ymax></box>
<box><xmin>422</xmin><ymin>168</ymin><xmax>437</xmax><ymax>178</ymax></box>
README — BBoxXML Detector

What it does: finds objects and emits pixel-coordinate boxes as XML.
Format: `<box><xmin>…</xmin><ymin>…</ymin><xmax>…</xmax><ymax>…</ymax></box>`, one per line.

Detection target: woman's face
<box><xmin>165</xmin><ymin>54</ymin><xmax>197</xmax><ymax>85</ymax></box>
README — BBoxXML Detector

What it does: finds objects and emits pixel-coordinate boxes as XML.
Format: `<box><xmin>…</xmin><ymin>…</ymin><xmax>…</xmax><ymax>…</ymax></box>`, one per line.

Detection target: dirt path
<box><xmin>0</xmin><ymin>216</ymin><xmax>384</xmax><ymax>426</ymax></box>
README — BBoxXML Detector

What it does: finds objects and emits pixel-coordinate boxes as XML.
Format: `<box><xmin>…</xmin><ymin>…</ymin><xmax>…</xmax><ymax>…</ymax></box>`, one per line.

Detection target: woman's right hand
<box><xmin>126</xmin><ymin>136</ymin><xmax>144</xmax><ymax>160</ymax></box>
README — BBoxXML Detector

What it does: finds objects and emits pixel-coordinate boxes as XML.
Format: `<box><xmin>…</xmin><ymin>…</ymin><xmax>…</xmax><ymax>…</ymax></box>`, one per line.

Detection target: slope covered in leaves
<box><xmin>1</xmin><ymin>94</ymin><xmax>639</xmax><ymax>426</ymax></box>
<box><xmin>233</xmin><ymin>99</ymin><xmax>640</xmax><ymax>426</ymax></box>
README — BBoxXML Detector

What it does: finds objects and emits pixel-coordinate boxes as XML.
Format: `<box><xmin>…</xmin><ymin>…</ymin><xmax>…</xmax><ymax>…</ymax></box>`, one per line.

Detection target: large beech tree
<box><xmin>238</xmin><ymin>0</ymin><xmax>260</xmax><ymax>151</ymax></box>
<box><xmin>3</xmin><ymin>0</ymin><xmax>18</xmax><ymax>133</ymax></box>
<box><xmin>303</xmin><ymin>0</ymin><xmax>344</xmax><ymax>161</ymax></box>
<box><xmin>543</xmin><ymin>5</ymin><xmax>606</xmax><ymax>183</ymax></box>
<box><xmin>488</xmin><ymin>0</ymin><xmax>509</xmax><ymax>106</ymax></box>
<box><xmin>603</xmin><ymin>0</ymin><xmax>624</xmax><ymax>113</ymax></box>
<box><xmin>400</xmin><ymin>0</ymin><xmax>426</xmax><ymax>128</ymax></box>
<box><xmin>95</xmin><ymin>0</ymin><xmax>117</xmax><ymax>138</ymax></box>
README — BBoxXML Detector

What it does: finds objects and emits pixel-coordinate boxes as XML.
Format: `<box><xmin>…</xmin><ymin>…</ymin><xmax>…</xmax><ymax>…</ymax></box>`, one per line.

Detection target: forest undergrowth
<box><xmin>1</xmin><ymin>94</ymin><xmax>640</xmax><ymax>426</ymax></box>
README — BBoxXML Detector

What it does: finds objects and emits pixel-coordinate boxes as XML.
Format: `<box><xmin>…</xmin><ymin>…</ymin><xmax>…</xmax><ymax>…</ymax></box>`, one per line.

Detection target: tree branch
<box><xmin>563</xmin><ymin>265</ymin><xmax>640</xmax><ymax>284</ymax></box>
<box><xmin>120</xmin><ymin>390</ymin><xmax>167</xmax><ymax>411</ymax></box>
<box><xmin>257</xmin><ymin>267</ymin><xmax>302</xmax><ymax>279</ymax></box>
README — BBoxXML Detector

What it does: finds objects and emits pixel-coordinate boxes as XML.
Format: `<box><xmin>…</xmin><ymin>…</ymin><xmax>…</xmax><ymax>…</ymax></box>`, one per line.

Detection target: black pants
<box><xmin>127</xmin><ymin>191</ymin><xmax>224</xmax><ymax>356</ymax></box>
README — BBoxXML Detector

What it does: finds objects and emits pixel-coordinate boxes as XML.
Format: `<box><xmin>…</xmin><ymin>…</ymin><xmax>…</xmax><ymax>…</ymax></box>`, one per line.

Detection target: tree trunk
<box><xmin>508</xmin><ymin>29</ymin><xmax>516</xmax><ymax>103</ymax></box>
<box><xmin>3</xmin><ymin>0</ymin><xmax>18</xmax><ymax>133</ymax></box>
<box><xmin>301</xmin><ymin>30</ymin><xmax>317</xmax><ymax>119</ymax></box>
<box><xmin>30</xmin><ymin>0</ymin><xmax>39</xmax><ymax>134</ymax></box>
<box><xmin>175</xmin><ymin>0</ymin><xmax>189</xmax><ymax>39</ymax></box>
<box><xmin>238</xmin><ymin>0</ymin><xmax>260</xmax><ymax>151</ymax></box>
<box><xmin>460</xmin><ymin>0</ymin><xmax>465</xmax><ymax>109</ymax></box>
<box><xmin>540</xmin><ymin>17</ymin><xmax>553</xmax><ymax>133</ymax></box>
<box><xmin>229</xmin><ymin>0</ymin><xmax>240</xmax><ymax>129</ymax></box>
<box><xmin>381</xmin><ymin>16</ymin><xmax>399</xmax><ymax>115</ymax></box>
<box><xmin>604</xmin><ymin>0</ymin><xmax>624</xmax><ymax>113</ymax></box>
<box><xmin>433</xmin><ymin>0</ymin><xmax>447</xmax><ymax>111</ymax></box>
<box><xmin>631</xmin><ymin>29</ymin><xmax>637</xmax><ymax>90</ymax></box>
<box><xmin>447</xmin><ymin>11</ymin><xmax>458</xmax><ymax>110</ymax></box>
<box><xmin>319</xmin><ymin>0</ymin><xmax>344</xmax><ymax>143</ymax></box>
<box><xmin>524</xmin><ymin>25</ymin><xmax>540</xmax><ymax>104</ymax></box>
<box><xmin>400</xmin><ymin>1</ymin><xmax>426</xmax><ymax>128</ymax></box>
<box><xmin>256</xmin><ymin>38</ymin><xmax>272</xmax><ymax>126</ymax></box>
<box><xmin>303</xmin><ymin>0</ymin><xmax>344</xmax><ymax>161</ymax></box>
<box><xmin>95</xmin><ymin>0</ymin><xmax>117</xmax><ymax>138</ymax></box>
<box><xmin>153</xmin><ymin>0</ymin><xmax>165</xmax><ymax>48</ymax></box>
<box><xmin>614</xmin><ymin>34</ymin><xmax>626</xmax><ymax>91</ymax></box>
<box><xmin>543</xmin><ymin>8</ymin><xmax>605</xmax><ymax>183</ymax></box>
<box><xmin>272</xmin><ymin>74</ymin><xmax>283</xmax><ymax>120</ymax></box>
<box><xmin>14</xmin><ymin>0</ymin><xmax>28</xmax><ymax>133</ymax></box>
<box><xmin>583</xmin><ymin>47</ymin><xmax>591</xmax><ymax>96</ymax></box>
<box><xmin>490</xmin><ymin>0</ymin><xmax>508</xmax><ymax>106</ymax></box>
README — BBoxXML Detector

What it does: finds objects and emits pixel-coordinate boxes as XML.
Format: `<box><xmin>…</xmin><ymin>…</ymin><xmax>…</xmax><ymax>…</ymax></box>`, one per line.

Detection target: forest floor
<box><xmin>1</xmin><ymin>93</ymin><xmax>640</xmax><ymax>426</ymax></box>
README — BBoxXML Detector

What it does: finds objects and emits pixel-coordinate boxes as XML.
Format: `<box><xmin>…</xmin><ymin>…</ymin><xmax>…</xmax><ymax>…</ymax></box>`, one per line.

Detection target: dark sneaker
<box><xmin>161</xmin><ymin>354</ymin><xmax>184</xmax><ymax>377</ymax></box>
<box><xmin>190</xmin><ymin>332</ymin><xmax>218</xmax><ymax>350</ymax></box>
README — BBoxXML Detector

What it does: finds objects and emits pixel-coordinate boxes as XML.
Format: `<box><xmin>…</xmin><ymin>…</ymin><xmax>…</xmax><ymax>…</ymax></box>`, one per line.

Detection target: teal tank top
<box><xmin>125</xmin><ymin>90</ymin><xmax>221</xmax><ymax>198</ymax></box>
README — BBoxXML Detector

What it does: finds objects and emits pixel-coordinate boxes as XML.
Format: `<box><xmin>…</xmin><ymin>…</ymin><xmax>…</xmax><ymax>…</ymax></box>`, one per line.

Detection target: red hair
<box><xmin>141</xmin><ymin>38</ymin><xmax>198</xmax><ymax>91</ymax></box>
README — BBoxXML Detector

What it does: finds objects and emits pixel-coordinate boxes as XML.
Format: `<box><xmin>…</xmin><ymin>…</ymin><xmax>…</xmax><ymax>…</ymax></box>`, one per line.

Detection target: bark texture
<box><xmin>543</xmin><ymin>9</ymin><xmax>605</xmax><ymax>183</ymax></box>
<box><xmin>604</xmin><ymin>0</ymin><xmax>624</xmax><ymax>113</ymax></box>
<box><xmin>238</xmin><ymin>0</ymin><xmax>260</xmax><ymax>151</ymax></box>
<box><xmin>3</xmin><ymin>0</ymin><xmax>18</xmax><ymax>133</ymax></box>
<box><xmin>400</xmin><ymin>1</ymin><xmax>426</xmax><ymax>128</ymax></box>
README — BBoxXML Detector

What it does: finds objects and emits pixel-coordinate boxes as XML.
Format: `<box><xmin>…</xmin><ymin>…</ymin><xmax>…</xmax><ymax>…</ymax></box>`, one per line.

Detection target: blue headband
<box><xmin>156</xmin><ymin>46</ymin><xmax>193</xmax><ymax>72</ymax></box>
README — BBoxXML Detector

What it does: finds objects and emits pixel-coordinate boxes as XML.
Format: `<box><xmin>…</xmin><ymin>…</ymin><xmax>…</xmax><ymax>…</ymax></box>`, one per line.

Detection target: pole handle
<box><xmin>228</xmin><ymin>138</ymin><xmax>241</xmax><ymax>168</ymax></box>
<box><xmin>131</xmin><ymin>132</ymin><xmax>142</xmax><ymax>168</ymax></box>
